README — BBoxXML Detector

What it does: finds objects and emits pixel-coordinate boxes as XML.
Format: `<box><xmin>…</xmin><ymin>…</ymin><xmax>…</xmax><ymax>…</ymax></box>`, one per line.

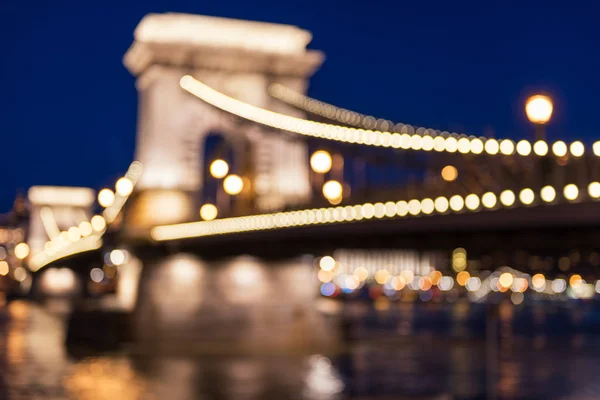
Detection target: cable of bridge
<box><xmin>28</xmin><ymin>161</ymin><xmax>143</xmax><ymax>272</ymax></box>
<box><xmin>181</xmin><ymin>76</ymin><xmax>600</xmax><ymax>158</ymax></box>
<box><xmin>151</xmin><ymin>181</ymin><xmax>600</xmax><ymax>242</ymax></box>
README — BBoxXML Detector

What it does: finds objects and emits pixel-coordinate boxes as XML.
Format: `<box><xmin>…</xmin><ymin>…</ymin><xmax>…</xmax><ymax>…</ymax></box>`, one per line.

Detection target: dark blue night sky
<box><xmin>1</xmin><ymin>0</ymin><xmax>599</xmax><ymax>211</ymax></box>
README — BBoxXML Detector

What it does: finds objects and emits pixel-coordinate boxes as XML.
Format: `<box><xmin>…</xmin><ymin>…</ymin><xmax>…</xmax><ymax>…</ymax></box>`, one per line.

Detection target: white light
<box><xmin>421</xmin><ymin>198</ymin><xmax>434</xmax><ymax>214</ymax></box>
<box><xmin>552</xmin><ymin>141</ymin><xmax>567</xmax><ymax>157</ymax></box>
<box><xmin>200</xmin><ymin>204</ymin><xmax>218</xmax><ymax>221</ymax></box>
<box><xmin>570</xmin><ymin>141</ymin><xmax>584</xmax><ymax>157</ymax></box>
<box><xmin>551</xmin><ymin>278</ymin><xmax>567</xmax><ymax>293</ymax></box>
<box><xmin>588</xmin><ymin>182</ymin><xmax>600</xmax><ymax>198</ymax></box>
<box><xmin>91</xmin><ymin>215</ymin><xmax>106</xmax><ymax>232</ymax></box>
<box><xmin>516</xmin><ymin>140</ymin><xmax>532</xmax><ymax>156</ymax></box>
<box><xmin>525</xmin><ymin>95</ymin><xmax>553</xmax><ymax>124</ymax></box>
<box><xmin>319</xmin><ymin>256</ymin><xmax>336</xmax><ymax>271</ymax></box>
<box><xmin>533</xmin><ymin>141</ymin><xmax>548</xmax><ymax>156</ymax></box>
<box><xmin>98</xmin><ymin>189</ymin><xmax>115</xmax><ymax>208</ymax></box>
<box><xmin>210</xmin><ymin>159</ymin><xmax>229</xmax><ymax>179</ymax></box>
<box><xmin>481</xmin><ymin>192</ymin><xmax>497</xmax><ymax>208</ymax></box>
<box><xmin>79</xmin><ymin>221</ymin><xmax>93</xmax><ymax>237</ymax></box>
<box><xmin>14</xmin><ymin>243</ymin><xmax>30</xmax><ymax>260</ymax></box>
<box><xmin>434</xmin><ymin>197</ymin><xmax>449</xmax><ymax>213</ymax></box>
<box><xmin>310</xmin><ymin>150</ymin><xmax>332</xmax><ymax>174</ymax></box>
<box><xmin>223</xmin><ymin>174</ymin><xmax>244</xmax><ymax>195</ymax></box>
<box><xmin>449</xmin><ymin>195</ymin><xmax>464</xmax><ymax>211</ymax></box>
<box><xmin>90</xmin><ymin>267</ymin><xmax>104</xmax><ymax>283</ymax></box>
<box><xmin>540</xmin><ymin>186</ymin><xmax>556</xmax><ymax>202</ymax></box>
<box><xmin>470</xmin><ymin>138</ymin><xmax>484</xmax><ymax>154</ymax></box>
<box><xmin>484</xmin><ymin>139</ymin><xmax>499</xmax><ymax>155</ymax></box>
<box><xmin>519</xmin><ymin>188</ymin><xmax>535</xmax><ymax>205</ymax></box>
<box><xmin>115</xmin><ymin>177</ymin><xmax>134</xmax><ymax>196</ymax></box>
<box><xmin>563</xmin><ymin>184</ymin><xmax>579</xmax><ymax>201</ymax></box>
<box><xmin>500</xmin><ymin>190</ymin><xmax>515</xmax><ymax>206</ymax></box>
<box><xmin>499</xmin><ymin>140</ymin><xmax>514</xmax><ymax>155</ymax></box>
<box><xmin>109</xmin><ymin>249</ymin><xmax>126</xmax><ymax>266</ymax></box>
<box><xmin>465</xmin><ymin>194</ymin><xmax>480</xmax><ymax>210</ymax></box>
<box><xmin>322</xmin><ymin>180</ymin><xmax>343</xmax><ymax>201</ymax></box>
<box><xmin>594</xmin><ymin>141</ymin><xmax>600</xmax><ymax>156</ymax></box>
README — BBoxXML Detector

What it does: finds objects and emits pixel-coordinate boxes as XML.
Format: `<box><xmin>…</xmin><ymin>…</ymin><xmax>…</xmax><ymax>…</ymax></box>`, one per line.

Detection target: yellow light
<box><xmin>115</xmin><ymin>177</ymin><xmax>134</xmax><ymax>196</ymax></box>
<box><xmin>569</xmin><ymin>274</ymin><xmax>583</xmax><ymax>289</ymax></box>
<box><xmin>209</xmin><ymin>159</ymin><xmax>229</xmax><ymax>179</ymax></box>
<box><xmin>98</xmin><ymin>188</ymin><xmax>115</xmax><ymax>208</ymax></box>
<box><xmin>91</xmin><ymin>215</ymin><xmax>106</xmax><ymax>232</ymax></box>
<box><xmin>223</xmin><ymin>174</ymin><xmax>244</xmax><ymax>195</ymax></box>
<box><xmin>429</xmin><ymin>270</ymin><xmax>442</xmax><ymax>285</ymax></box>
<box><xmin>456</xmin><ymin>271</ymin><xmax>470</xmax><ymax>286</ymax></box>
<box><xmin>519</xmin><ymin>188</ymin><xmax>535</xmax><ymax>205</ymax></box>
<box><xmin>500</xmin><ymin>190</ymin><xmax>515</xmax><ymax>206</ymax></box>
<box><xmin>375</xmin><ymin>269</ymin><xmax>390</xmax><ymax>284</ymax></box>
<box><xmin>441</xmin><ymin>165</ymin><xmax>458</xmax><ymax>182</ymax></box>
<box><xmin>525</xmin><ymin>95</ymin><xmax>553</xmax><ymax>124</ymax></box>
<box><xmin>79</xmin><ymin>221</ymin><xmax>93</xmax><ymax>237</ymax></box>
<box><xmin>498</xmin><ymin>272</ymin><xmax>514</xmax><ymax>288</ymax></box>
<box><xmin>570</xmin><ymin>141</ymin><xmax>584</xmax><ymax>157</ymax></box>
<box><xmin>322</xmin><ymin>180</ymin><xmax>343</xmax><ymax>201</ymax></box>
<box><xmin>552</xmin><ymin>141</ymin><xmax>567</xmax><ymax>157</ymax></box>
<box><xmin>588</xmin><ymin>182</ymin><xmax>600</xmax><ymax>198</ymax></box>
<box><xmin>318</xmin><ymin>269</ymin><xmax>334</xmax><ymax>283</ymax></box>
<box><xmin>516</xmin><ymin>140</ymin><xmax>532</xmax><ymax>156</ymax></box>
<box><xmin>0</xmin><ymin>261</ymin><xmax>8</xmax><ymax>276</ymax></box>
<box><xmin>354</xmin><ymin>267</ymin><xmax>369</xmax><ymax>281</ymax></box>
<box><xmin>449</xmin><ymin>195</ymin><xmax>464</xmax><ymax>211</ymax></box>
<box><xmin>563</xmin><ymin>184</ymin><xmax>579</xmax><ymax>201</ymax></box>
<box><xmin>109</xmin><ymin>249</ymin><xmax>126</xmax><ymax>266</ymax></box>
<box><xmin>484</xmin><ymin>139</ymin><xmax>499</xmax><ymax>155</ymax></box>
<box><xmin>434</xmin><ymin>197</ymin><xmax>449</xmax><ymax>213</ymax></box>
<box><xmin>532</xmin><ymin>273</ymin><xmax>546</xmax><ymax>290</ymax></box>
<box><xmin>465</xmin><ymin>194</ymin><xmax>480</xmax><ymax>210</ymax></box>
<box><xmin>391</xmin><ymin>276</ymin><xmax>406</xmax><ymax>290</ymax></box>
<box><xmin>540</xmin><ymin>186</ymin><xmax>556</xmax><ymax>202</ymax></box>
<box><xmin>481</xmin><ymin>192</ymin><xmax>497</xmax><ymax>208</ymax></box>
<box><xmin>594</xmin><ymin>141</ymin><xmax>600</xmax><ymax>156</ymax></box>
<box><xmin>199</xmin><ymin>203</ymin><xmax>218</xmax><ymax>221</ymax></box>
<box><xmin>533</xmin><ymin>140</ymin><xmax>549</xmax><ymax>156</ymax></box>
<box><xmin>67</xmin><ymin>227</ymin><xmax>81</xmax><ymax>242</ymax></box>
<box><xmin>319</xmin><ymin>256</ymin><xmax>336</xmax><ymax>271</ymax></box>
<box><xmin>310</xmin><ymin>150</ymin><xmax>332</xmax><ymax>174</ymax></box>
<box><xmin>499</xmin><ymin>140</ymin><xmax>515</xmax><ymax>155</ymax></box>
<box><xmin>14</xmin><ymin>243</ymin><xmax>29</xmax><ymax>260</ymax></box>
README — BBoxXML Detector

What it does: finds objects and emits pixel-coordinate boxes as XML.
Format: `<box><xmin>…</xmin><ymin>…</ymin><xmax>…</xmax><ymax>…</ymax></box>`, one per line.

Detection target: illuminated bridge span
<box><xmin>11</xmin><ymin>13</ymin><xmax>600</xmax><ymax>330</ymax></box>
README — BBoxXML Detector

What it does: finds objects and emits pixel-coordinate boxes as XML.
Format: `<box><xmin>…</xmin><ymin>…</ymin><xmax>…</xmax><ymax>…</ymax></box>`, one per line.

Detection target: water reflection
<box><xmin>2</xmin><ymin>252</ymin><xmax>600</xmax><ymax>399</ymax></box>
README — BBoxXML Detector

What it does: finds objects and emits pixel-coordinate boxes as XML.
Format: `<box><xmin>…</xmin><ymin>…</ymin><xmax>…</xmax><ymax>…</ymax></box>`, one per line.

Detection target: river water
<box><xmin>3</xmin><ymin>252</ymin><xmax>600</xmax><ymax>399</ymax></box>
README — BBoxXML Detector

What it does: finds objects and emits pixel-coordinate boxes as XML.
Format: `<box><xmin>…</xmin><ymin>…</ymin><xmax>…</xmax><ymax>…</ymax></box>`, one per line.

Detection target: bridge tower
<box><xmin>123</xmin><ymin>13</ymin><xmax>324</xmax><ymax>236</ymax></box>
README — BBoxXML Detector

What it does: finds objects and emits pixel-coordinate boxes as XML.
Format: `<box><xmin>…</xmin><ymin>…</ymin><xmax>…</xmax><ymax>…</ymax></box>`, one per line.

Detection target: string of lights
<box><xmin>28</xmin><ymin>161</ymin><xmax>143</xmax><ymax>272</ymax></box>
<box><xmin>269</xmin><ymin>83</ymin><xmax>465</xmax><ymax>139</ymax></box>
<box><xmin>182</xmin><ymin>76</ymin><xmax>600</xmax><ymax>158</ymax></box>
<box><xmin>151</xmin><ymin>181</ymin><xmax>600</xmax><ymax>241</ymax></box>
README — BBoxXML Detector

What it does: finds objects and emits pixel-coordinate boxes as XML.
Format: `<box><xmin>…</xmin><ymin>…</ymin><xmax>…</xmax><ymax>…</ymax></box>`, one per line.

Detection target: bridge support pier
<box><xmin>131</xmin><ymin>252</ymin><xmax>340</xmax><ymax>355</ymax></box>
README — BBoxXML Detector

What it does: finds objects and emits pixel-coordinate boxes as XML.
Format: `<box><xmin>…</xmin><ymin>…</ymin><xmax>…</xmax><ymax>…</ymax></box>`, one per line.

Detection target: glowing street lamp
<box><xmin>223</xmin><ymin>174</ymin><xmax>244</xmax><ymax>195</ymax></box>
<box><xmin>210</xmin><ymin>159</ymin><xmax>229</xmax><ymax>179</ymax></box>
<box><xmin>525</xmin><ymin>95</ymin><xmax>553</xmax><ymax>141</ymax></box>
<box><xmin>310</xmin><ymin>150</ymin><xmax>332</xmax><ymax>174</ymax></box>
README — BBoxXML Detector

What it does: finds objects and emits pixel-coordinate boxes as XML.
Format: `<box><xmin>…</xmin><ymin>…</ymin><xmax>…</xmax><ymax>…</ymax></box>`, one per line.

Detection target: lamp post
<box><xmin>525</xmin><ymin>95</ymin><xmax>554</xmax><ymax>190</ymax></box>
